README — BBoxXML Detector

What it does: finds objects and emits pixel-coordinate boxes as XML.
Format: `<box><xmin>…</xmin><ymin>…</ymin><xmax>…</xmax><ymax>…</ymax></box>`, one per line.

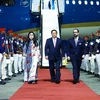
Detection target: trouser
<box><xmin>14</xmin><ymin>54</ymin><xmax>19</xmax><ymax>74</ymax></box>
<box><xmin>6</xmin><ymin>58</ymin><xmax>10</xmax><ymax>77</ymax></box>
<box><xmin>89</xmin><ymin>54</ymin><xmax>95</xmax><ymax>73</ymax></box>
<box><xmin>81</xmin><ymin>58</ymin><xmax>85</xmax><ymax>70</ymax></box>
<box><xmin>7</xmin><ymin>57</ymin><xmax>14</xmax><ymax>76</ymax></box>
<box><xmin>0</xmin><ymin>53</ymin><xmax>2</xmax><ymax>81</ymax></box>
<box><xmin>95</xmin><ymin>54</ymin><xmax>100</xmax><ymax>75</ymax></box>
<box><xmin>49</xmin><ymin>59</ymin><xmax>61</xmax><ymax>81</ymax></box>
<box><xmin>1</xmin><ymin>55</ymin><xmax>7</xmax><ymax>80</ymax></box>
<box><xmin>84</xmin><ymin>54</ymin><xmax>89</xmax><ymax>71</ymax></box>
<box><xmin>18</xmin><ymin>54</ymin><xmax>22</xmax><ymax>72</ymax></box>
<box><xmin>71</xmin><ymin>58</ymin><xmax>82</xmax><ymax>81</ymax></box>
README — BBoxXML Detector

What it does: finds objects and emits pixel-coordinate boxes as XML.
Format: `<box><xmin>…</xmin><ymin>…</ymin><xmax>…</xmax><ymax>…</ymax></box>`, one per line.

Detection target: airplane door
<box><xmin>42</xmin><ymin>0</ymin><xmax>55</xmax><ymax>10</ymax></box>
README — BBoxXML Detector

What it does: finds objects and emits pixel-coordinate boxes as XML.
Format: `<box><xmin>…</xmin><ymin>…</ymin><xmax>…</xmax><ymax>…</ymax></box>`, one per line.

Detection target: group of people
<box><xmin>0</xmin><ymin>28</ymin><xmax>26</xmax><ymax>85</ymax></box>
<box><xmin>81</xmin><ymin>30</ymin><xmax>100</xmax><ymax>78</ymax></box>
<box><xmin>0</xmin><ymin>27</ymin><xmax>100</xmax><ymax>85</ymax></box>
<box><xmin>45</xmin><ymin>29</ymin><xmax>100</xmax><ymax>84</ymax></box>
<box><xmin>45</xmin><ymin>29</ymin><xmax>85</xmax><ymax>84</ymax></box>
<box><xmin>0</xmin><ymin>29</ymin><xmax>41</xmax><ymax>85</ymax></box>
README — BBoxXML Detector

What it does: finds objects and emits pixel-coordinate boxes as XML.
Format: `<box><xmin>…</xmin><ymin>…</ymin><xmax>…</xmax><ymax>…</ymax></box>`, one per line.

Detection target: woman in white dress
<box><xmin>23</xmin><ymin>32</ymin><xmax>40</xmax><ymax>84</ymax></box>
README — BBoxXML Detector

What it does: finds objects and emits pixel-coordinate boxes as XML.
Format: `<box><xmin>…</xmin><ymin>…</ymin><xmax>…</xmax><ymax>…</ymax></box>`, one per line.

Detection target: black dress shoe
<box><xmin>91</xmin><ymin>72</ymin><xmax>94</xmax><ymax>75</ymax></box>
<box><xmin>80</xmin><ymin>69</ymin><xmax>84</xmax><ymax>71</ymax></box>
<box><xmin>88</xmin><ymin>71</ymin><xmax>91</xmax><ymax>74</ymax></box>
<box><xmin>18</xmin><ymin>72</ymin><xmax>22</xmax><ymax>74</ymax></box>
<box><xmin>8</xmin><ymin>76</ymin><xmax>12</xmax><ymax>78</ymax></box>
<box><xmin>12</xmin><ymin>74</ymin><xmax>16</xmax><ymax>77</ymax></box>
<box><xmin>28</xmin><ymin>81</ymin><xmax>32</xmax><ymax>84</ymax></box>
<box><xmin>0</xmin><ymin>80</ymin><xmax>6</xmax><ymax>85</ymax></box>
<box><xmin>95</xmin><ymin>74</ymin><xmax>99</xmax><ymax>77</ymax></box>
<box><xmin>6</xmin><ymin>77</ymin><xmax>11</xmax><ymax>80</ymax></box>
<box><xmin>77</xmin><ymin>80</ymin><xmax>80</xmax><ymax>83</ymax></box>
<box><xmin>55</xmin><ymin>80</ymin><xmax>60</xmax><ymax>84</ymax></box>
<box><xmin>73</xmin><ymin>80</ymin><xmax>80</xmax><ymax>84</ymax></box>
<box><xmin>73</xmin><ymin>81</ymin><xmax>77</xmax><ymax>84</ymax></box>
<box><xmin>35</xmin><ymin>80</ymin><xmax>38</xmax><ymax>83</ymax></box>
<box><xmin>21</xmin><ymin>70</ymin><xmax>24</xmax><ymax>73</ymax></box>
<box><xmin>28</xmin><ymin>81</ymin><xmax>37</xmax><ymax>84</ymax></box>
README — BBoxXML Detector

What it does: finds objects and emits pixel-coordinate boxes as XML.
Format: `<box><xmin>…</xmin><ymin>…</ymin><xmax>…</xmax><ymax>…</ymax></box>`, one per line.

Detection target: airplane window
<box><xmin>96</xmin><ymin>1</ymin><xmax>99</xmax><ymax>5</ymax></box>
<box><xmin>66</xmin><ymin>0</ymin><xmax>69</xmax><ymax>4</ymax></box>
<box><xmin>84</xmin><ymin>0</ymin><xmax>88</xmax><ymax>5</ymax></box>
<box><xmin>78</xmin><ymin>0</ymin><xmax>82</xmax><ymax>5</ymax></box>
<box><xmin>72</xmin><ymin>0</ymin><xmax>76</xmax><ymax>5</ymax></box>
<box><xmin>0</xmin><ymin>0</ymin><xmax>15</xmax><ymax>6</ymax></box>
<box><xmin>90</xmin><ymin>1</ymin><xmax>94</xmax><ymax>5</ymax></box>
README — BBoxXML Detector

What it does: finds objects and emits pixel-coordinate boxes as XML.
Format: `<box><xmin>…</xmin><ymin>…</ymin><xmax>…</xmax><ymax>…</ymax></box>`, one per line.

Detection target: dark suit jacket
<box><xmin>0</xmin><ymin>34</ymin><xmax>8</xmax><ymax>54</ymax></box>
<box><xmin>45</xmin><ymin>37</ymin><xmax>64</xmax><ymax>60</ymax></box>
<box><xmin>67</xmin><ymin>37</ymin><xmax>85</xmax><ymax>60</ymax></box>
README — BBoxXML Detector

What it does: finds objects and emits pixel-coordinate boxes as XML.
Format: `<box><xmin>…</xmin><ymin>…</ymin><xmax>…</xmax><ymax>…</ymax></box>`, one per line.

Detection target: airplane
<box><xmin>0</xmin><ymin>0</ymin><xmax>100</xmax><ymax>66</ymax></box>
<box><xmin>0</xmin><ymin>0</ymin><xmax>100</xmax><ymax>39</ymax></box>
<box><xmin>0</xmin><ymin>0</ymin><xmax>40</xmax><ymax>36</ymax></box>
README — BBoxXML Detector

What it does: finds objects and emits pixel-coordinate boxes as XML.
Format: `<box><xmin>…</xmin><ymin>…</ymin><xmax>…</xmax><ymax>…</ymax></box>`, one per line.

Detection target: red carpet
<box><xmin>9</xmin><ymin>68</ymin><xmax>100</xmax><ymax>100</ymax></box>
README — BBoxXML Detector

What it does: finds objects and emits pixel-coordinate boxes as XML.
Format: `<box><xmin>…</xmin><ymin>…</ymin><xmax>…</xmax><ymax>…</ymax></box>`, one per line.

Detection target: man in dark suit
<box><xmin>67</xmin><ymin>28</ymin><xmax>85</xmax><ymax>84</ymax></box>
<box><xmin>45</xmin><ymin>29</ymin><xmax>65</xmax><ymax>84</ymax></box>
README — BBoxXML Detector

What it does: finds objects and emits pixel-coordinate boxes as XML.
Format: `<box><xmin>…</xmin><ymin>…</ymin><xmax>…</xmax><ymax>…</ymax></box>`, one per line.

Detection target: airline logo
<box><xmin>20</xmin><ymin>0</ymin><xmax>29</xmax><ymax>7</ymax></box>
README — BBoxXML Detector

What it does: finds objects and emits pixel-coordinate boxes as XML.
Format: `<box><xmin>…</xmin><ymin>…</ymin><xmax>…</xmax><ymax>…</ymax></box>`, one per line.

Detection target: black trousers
<box><xmin>71</xmin><ymin>58</ymin><xmax>82</xmax><ymax>81</ymax></box>
<box><xmin>49</xmin><ymin>59</ymin><xmax>61</xmax><ymax>81</ymax></box>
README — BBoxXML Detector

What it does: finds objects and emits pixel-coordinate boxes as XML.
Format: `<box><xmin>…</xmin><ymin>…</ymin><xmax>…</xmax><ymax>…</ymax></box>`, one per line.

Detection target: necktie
<box><xmin>53</xmin><ymin>38</ymin><xmax>56</xmax><ymax>47</ymax></box>
<box><xmin>74</xmin><ymin>38</ymin><xmax>78</xmax><ymax>46</ymax></box>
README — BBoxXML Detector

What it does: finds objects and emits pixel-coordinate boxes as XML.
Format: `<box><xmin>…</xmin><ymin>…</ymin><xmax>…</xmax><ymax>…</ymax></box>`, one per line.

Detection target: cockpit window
<box><xmin>0</xmin><ymin>0</ymin><xmax>15</xmax><ymax>6</ymax></box>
